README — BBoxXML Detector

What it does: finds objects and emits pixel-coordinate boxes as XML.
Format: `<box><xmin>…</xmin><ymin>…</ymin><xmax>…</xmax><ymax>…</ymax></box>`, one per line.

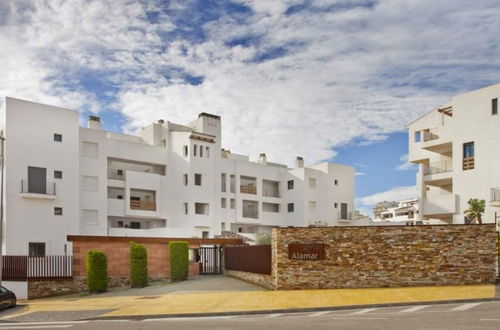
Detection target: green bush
<box><xmin>130</xmin><ymin>242</ymin><xmax>148</xmax><ymax>287</ymax></box>
<box><xmin>86</xmin><ymin>250</ymin><xmax>108</xmax><ymax>292</ymax></box>
<box><xmin>169</xmin><ymin>241</ymin><xmax>189</xmax><ymax>281</ymax></box>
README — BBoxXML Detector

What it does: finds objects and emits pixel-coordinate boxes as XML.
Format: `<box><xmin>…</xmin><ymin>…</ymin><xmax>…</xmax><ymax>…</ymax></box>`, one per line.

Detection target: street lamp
<box><xmin>0</xmin><ymin>133</ymin><xmax>5</xmax><ymax>285</ymax></box>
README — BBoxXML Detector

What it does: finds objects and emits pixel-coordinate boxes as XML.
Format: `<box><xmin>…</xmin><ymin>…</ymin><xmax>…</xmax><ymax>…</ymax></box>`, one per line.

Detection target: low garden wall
<box><xmin>225</xmin><ymin>269</ymin><xmax>274</xmax><ymax>289</ymax></box>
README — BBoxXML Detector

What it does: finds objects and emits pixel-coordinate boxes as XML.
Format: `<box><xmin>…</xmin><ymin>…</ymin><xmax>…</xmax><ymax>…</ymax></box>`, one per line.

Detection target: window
<box><xmin>242</xmin><ymin>200</ymin><xmax>258</xmax><ymax>218</ymax></box>
<box><xmin>287</xmin><ymin>180</ymin><xmax>294</xmax><ymax>190</ymax></box>
<box><xmin>206</xmin><ymin>146</ymin><xmax>210</xmax><ymax>158</ymax></box>
<box><xmin>130</xmin><ymin>222</ymin><xmax>141</xmax><ymax>229</ymax></box>
<box><xmin>493</xmin><ymin>98</ymin><xmax>498</xmax><ymax>115</ymax></box>
<box><xmin>82</xmin><ymin>141</ymin><xmax>98</xmax><ymax>157</ymax></box>
<box><xmin>221</xmin><ymin>173</ymin><xmax>227</xmax><ymax>192</ymax></box>
<box><xmin>230</xmin><ymin>175</ymin><xmax>235</xmax><ymax>193</ymax></box>
<box><xmin>334</xmin><ymin>202</ymin><xmax>338</xmax><ymax>208</ymax></box>
<box><xmin>183</xmin><ymin>145</ymin><xmax>188</xmax><ymax>157</ymax></box>
<box><xmin>117</xmin><ymin>195</ymin><xmax>123</xmax><ymax>200</ymax></box>
<box><xmin>117</xmin><ymin>169</ymin><xmax>123</xmax><ymax>176</ymax></box>
<box><xmin>82</xmin><ymin>175</ymin><xmax>99</xmax><ymax>191</ymax></box>
<box><xmin>221</xmin><ymin>198</ymin><xmax>226</xmax><ymax>208</ymax></box>
<box><xmin>54</xmin><ymin>207</ymin><xmax>63</xmax><ymax>215</ymax></box>
<box><xmin>184</xmin><ymin>202</ymin><xmax>188</xmax><ymax>215</ymax></box>
<box><xmin>414</xmin><ymin>131</ymin><xmax>421</xmax><ymax>142</ymax></box>
<box><xmin>334</xmin><ymin>179</ymin><xmax>338</xmax><ymax>186</ymax></box>
<box><xmin>27</xmin><ymin>166</ymin><xmax>47</xmax><ymax>194</ymax></box>
<box><xmin>195</xmin><ymin>173</ymin><xmax>202</xmax><ymax>186</ymax></box>
<box><xmin>309</xmin><ymin>201</ymin><xmax>317</xmax><ymax>212</ymax></box>
<box><xmin>82</xmin><ymin>209</ymin><xmax>98</xmax><ymax>225</ymax></box>
<box><xmin>54</xmin><ymin>133</ymin><xmax>63</xmax><ymax>142</ymax></box>
<box><xmin>200</xmin><ymin>146</ymin><xmax>204</xmax><ymax>157</ymax></box>
<box><xmin>54</xmin><ymin>170</ymin><xmax>63</xmax><ymax>179</ymax></box>
<box><xmin>202</xmin><ymin>231</ymin><xmax>209</xmax><ymax>239</ymax></box>
<box><xmin>193</xmin><ymin>144</ymin><xmax>197</xmax><ymax>157</ymax></box>
<box><xmin>29</xmin><ymin>242</ymin><xmax>46</xmax><ymax>257</ymax></box>
<box><xmin>309</xmin><ymin>178</ymin><xmax>316</xmax><ymax>189</ymax></box>
<box><xmin>230</xmin><ymin>198</ymin><xmax>235</xmax><ymax>209</ymax></box>
<box><xmin>287</xmin><ymin>203</ymin><xmax>294</xmax><ymax>212</ymax></box>
<box><xmin>463</xmin><ymin>142</ymin><xmax>475</xmax><ymax>170</ymax></box>
<box><xmin>195</xmin><ymin>203</ymin><xmax>209</xmax><ymax>215</ymax></box>
<box><xmin>183</xmin><ymin>174</ymin><xmax>188</xmax><ymax>186</ymax></box>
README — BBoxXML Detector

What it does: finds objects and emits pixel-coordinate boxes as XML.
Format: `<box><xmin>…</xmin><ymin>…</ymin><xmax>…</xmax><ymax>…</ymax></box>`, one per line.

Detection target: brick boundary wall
<box><xmin>271</xmin><ymin>224</ymin><xmax>497</xmax><ymax>290</ymax></box>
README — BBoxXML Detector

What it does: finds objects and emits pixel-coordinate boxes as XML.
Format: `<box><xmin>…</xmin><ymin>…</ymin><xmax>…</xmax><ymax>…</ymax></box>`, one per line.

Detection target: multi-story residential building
<box><xmin>0</xmin><ymin>97</ymin><xmax>355</xmax><ymax>255</ymax></box>
<box><xmin>372</xmin><ymin>199</ymin><xmax>419</xmax><ymax>224</ymax></box>
<box><xmin>372</xmin><ymin>201</ymin><xmax>399</xmax><ymax>219</ymax></box>
<box><xmin>407</xmin><ymin>83</ymin><xmax>500</xmax><ymax>224</ymax></box>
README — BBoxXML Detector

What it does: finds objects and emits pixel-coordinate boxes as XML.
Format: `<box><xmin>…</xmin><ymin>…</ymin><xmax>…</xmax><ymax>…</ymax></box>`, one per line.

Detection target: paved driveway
<box><xmin>96</xmin><ymin>275</ymin><xmax>266</xmax><ymax>297</ymax></box>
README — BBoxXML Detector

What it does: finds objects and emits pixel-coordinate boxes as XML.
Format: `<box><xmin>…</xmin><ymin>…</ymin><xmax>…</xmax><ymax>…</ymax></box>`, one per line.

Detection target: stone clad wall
<box><xmin>225</xmin><ymin>270</ymin><xmax>274</xmax><ymax>289</ymax></box>
<box><xmin>272</xmin><ymin>225</ymin><xmax>497</xmax><ymax>290</ymax></box>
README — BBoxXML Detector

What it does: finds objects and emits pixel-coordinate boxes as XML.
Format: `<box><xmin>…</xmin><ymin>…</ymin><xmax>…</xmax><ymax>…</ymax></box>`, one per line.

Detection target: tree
<box><xmin>464</xmin><ymin>198</ymin><xmax>485</xmax><ymax>224</ymax></box>
<box><xmin>255</xmin><ymin>233</ymin><xmax>271</xmax><ymax>245</ymax></box>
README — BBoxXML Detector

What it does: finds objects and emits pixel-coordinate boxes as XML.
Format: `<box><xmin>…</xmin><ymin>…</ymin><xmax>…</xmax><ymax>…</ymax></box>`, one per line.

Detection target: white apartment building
<box><xmin>372</xmin><ymin>199</ymin><xmax>419</xmax><ymax>224</ymax></box>
<box><xmin>407</xmin><ymin>83</ymin><xmax>500</xmax><ymax>224</ymax></box>
<box><xmin>0</xmin><ymin>97</ymin><xmax>355</xmax><ymax>255</ymax></box>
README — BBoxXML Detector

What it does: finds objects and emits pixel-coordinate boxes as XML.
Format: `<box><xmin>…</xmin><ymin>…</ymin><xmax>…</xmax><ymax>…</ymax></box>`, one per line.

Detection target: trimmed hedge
<box><xmin>130</xmin><ymin>242</ymin><xmax>148</xmax><ymax>287</ymax></box>
<box><xmin>169</xmin><ymin>241</ymin><xmax>189</xmax><ymax>281</ymax></box>
<box><xmin>86</xmin><ymin>250</ymin><xmax>108</xmax><ymax>292</ymax></box>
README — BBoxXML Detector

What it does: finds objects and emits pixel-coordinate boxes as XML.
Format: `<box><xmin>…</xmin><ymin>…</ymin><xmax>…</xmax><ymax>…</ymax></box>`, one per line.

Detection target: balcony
<box><xmin>420</xmin><ymin>127</ymin><xmax>452</xmax><ymax>154</ymax></box>
<box><xmin>240</xmin><ymin>176</ymin><xmax>257</xmax><ymax>194</ymax></box>
<box><xmin>422</xmin><ymin>194</ymin><xmax>457</xmax><ymax>217</ymax></box>
<box><xmin>490</xmin><ymin>188</ymin><xmax>500</xmax><ymax>207</ymax></box>
<box><xmin>423</xmin><ymin>160</ymin><xmax>452</xmax><ymax>186</ymax></box>
<box><xmin>20</xmin><ymin>179</ymin><xmax>56</xmax><ymax>199</ymax></box>
<box><xmin>262</xmin><ymin>179</ymin><xmax>280</xmax><ymax>198</ymax></box>
<box><xmin>130</xmin><ymin>200</ymin><xmax>156</xmax><ymax>211</ymax></box>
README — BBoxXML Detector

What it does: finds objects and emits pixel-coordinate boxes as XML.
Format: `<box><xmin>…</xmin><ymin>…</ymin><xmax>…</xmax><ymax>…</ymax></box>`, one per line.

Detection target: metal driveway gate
<box><xmin>198</xmin><ymin>246</ymin><xmax>222</xmax><ymax>275</ymax></box>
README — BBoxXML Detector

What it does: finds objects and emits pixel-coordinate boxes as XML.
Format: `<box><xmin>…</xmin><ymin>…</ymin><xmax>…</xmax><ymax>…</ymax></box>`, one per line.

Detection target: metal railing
<box><xmin>108</xmin><ymin>168</ymin><xmax>125</xmax><ymax>180</ymax></box>
<box><xmin>423</xmin><ymin>160</ymin><xmax>452</xmax><ymax>175</ymax></box>
<box><xmin>20</xmin><ymin>179</ymin><xmax>56</xmax><ymax>195</ymax></box>
<box><xmin>224</xmin><ymin>245</ymin><xmax>271</xmax><ymax>275</ymax></box>
<box><xmin>338</xmin><ymin>211</ymin><xmax>353</xmax><ymax>220</ymax></box>
<box><xmin>491</xmin><ymin>188</ymin><xmax>500</xmax><ymax>202</ymax></box>
<box><xmin>262</xmin><ymin>188</ymin><xmax>280</xmax><ymax>198</ymax></box>
<box><xmin>130</xmin><ymin>200</ymin><xmax>156</xmax><ymax>211</ymax></box>
<box><xmin>422</xmin><ymin>127</ymin><xmax>439</xmax><ymax>142</ymax></box>
<box><xmin>2</xmin><ymin>255</ymin><xmax>72</xmax><ymax>282</ymax></box>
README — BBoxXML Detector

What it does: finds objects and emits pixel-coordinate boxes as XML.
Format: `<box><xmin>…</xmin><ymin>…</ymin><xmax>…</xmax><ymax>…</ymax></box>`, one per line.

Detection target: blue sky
<box><xmin>1</xmin><ymin>0</ymin><xmax>500</xmax><ymax>213</ymax></box>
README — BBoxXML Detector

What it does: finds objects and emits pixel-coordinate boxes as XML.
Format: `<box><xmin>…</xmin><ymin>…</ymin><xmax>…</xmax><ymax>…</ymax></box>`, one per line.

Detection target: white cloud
<box><xmin>1</xmin><ymin>1</ymin><xmax>500</xmax><ymax>166</ymax></box>
<box><xmin>396</xmin><ymin>154</ymin><xmax>416</xmax><ymax>171</ymax></box>
<box><xmin>358</xmin><ymin>185</ymin><xmax>417</xmax><ymax>206</ymax></box>
<box><xmin>355</xmin><ymin>172</ymin><xmax>365</xmax><ymax>176</ymax></box>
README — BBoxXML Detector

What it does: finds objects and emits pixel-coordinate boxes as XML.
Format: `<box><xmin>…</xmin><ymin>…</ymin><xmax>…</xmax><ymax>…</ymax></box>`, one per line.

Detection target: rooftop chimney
<box><xmin>295</xmin><ymin>156</ymin><xmax>304</xmax><ymax>168</ymax></box>
<box><xmin>259</xmin><ymin>153</ymin><xmax>267</xmax><ymax>164</ymax></box>
<box><xmin>87</xmin><ymin>116</ymin><xmax>101</xmax><ymax>130</ymax></box>
<box><xmin>158</xmin><ymin>119</ymin><xmax>165</xmax><ymax>124</ymax></box>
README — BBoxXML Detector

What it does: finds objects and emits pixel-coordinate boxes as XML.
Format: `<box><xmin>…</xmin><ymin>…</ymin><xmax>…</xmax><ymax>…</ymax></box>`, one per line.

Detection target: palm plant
<box><xmin>464</xmin><ymin>198</ymin><xmax>485</xmax><ymax>224</ymax></box>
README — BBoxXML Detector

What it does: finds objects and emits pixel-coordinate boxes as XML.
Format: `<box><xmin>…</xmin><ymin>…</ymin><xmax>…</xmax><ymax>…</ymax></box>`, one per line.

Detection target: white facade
<box><xmin>407</xmin><ymin>83</ymin><xmax>500</xmax><ymax>224</ymax></box>
<box><xmin>0</xmin><ymin>97</ymin><xmax>355</xmax><ymax>255</ymax></box>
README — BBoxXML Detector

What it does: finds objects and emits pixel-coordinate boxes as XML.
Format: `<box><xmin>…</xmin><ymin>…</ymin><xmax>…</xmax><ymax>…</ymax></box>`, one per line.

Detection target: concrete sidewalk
<box><xmin>2</xmin><ymin>283</ymin><xmax>497</xmax><ymax>321</ymax></box>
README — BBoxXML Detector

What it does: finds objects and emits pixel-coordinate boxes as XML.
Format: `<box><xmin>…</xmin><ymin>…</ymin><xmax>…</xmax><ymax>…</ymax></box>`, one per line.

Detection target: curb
<box><xmin>87</xmin><ymin>296</ymin><xmax>500</xmax><ymax>321</ymax></box>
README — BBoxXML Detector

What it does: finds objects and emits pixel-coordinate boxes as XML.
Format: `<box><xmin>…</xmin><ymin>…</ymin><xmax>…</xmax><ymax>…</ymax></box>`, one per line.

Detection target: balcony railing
<box><xmin>240</xmin><ymin>185</ymin><xmax>257</xmax><ymax>194</ymax></box>
<box><xmin>21</xmin><ymin>179</ymin><xmax>56</xmax><ymax>195</ymax></box>
<box><xmin>338</xmin><ymin>211</ymin><xmax>352</xmax><ymax>220</ymax></box>
<box><xmin>423</xmin><ymin>160</ymin><xmax>452</xmax><ymax>175</ymax></box>
<box><xmin>262</xmin><ymin>188</ymin><xmax>280</xmax><ymax>198</ymax></box>
<box><xmin>422</xmin><ymin>128</ymin><xmax>439</xmax><ymax>142</ymax></box>
<box><xmin>491</xmin><ymin>188</ymin><xmax>500</xmax><ymax>202</ymax></box>
<box><xmin>463</xmin><ymin>157</ymin><xmax>475</xmax><ymax>170</ymax></box>
<box><xmin>108</xmin><ymin>168</ymin><xmax>125</xmax><ymax>180</ymax></box>
<box><xmin>242</xmin><ymin>210</ymin><xmax>258</xmax><ymax>219</ymax></box>
<box><xmin>130</xmin><ymin>200</ymin><xmax>156</xmax><ymax>211</ymax></box>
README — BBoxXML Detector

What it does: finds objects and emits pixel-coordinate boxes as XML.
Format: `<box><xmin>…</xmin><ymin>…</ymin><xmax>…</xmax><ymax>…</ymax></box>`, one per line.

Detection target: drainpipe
<box><xmin>0</xmin><ymin>134</ymin><xmax>5</xmax><ymax>285</ymax></box>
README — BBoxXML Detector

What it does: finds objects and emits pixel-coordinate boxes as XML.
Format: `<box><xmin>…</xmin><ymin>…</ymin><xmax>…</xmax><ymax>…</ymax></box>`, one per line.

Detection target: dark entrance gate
<box><xmin>198</xmin><ymin>246</ymin><xmax>222</xmax><ymax>275</ymax></box>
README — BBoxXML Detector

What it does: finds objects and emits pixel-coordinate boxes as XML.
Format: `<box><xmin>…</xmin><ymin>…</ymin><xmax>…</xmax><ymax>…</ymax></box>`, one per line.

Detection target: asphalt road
<box><xmin>1</xmin><ymin>301</ymin><xmax>500</xmax><ymax>329</ymax></box>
